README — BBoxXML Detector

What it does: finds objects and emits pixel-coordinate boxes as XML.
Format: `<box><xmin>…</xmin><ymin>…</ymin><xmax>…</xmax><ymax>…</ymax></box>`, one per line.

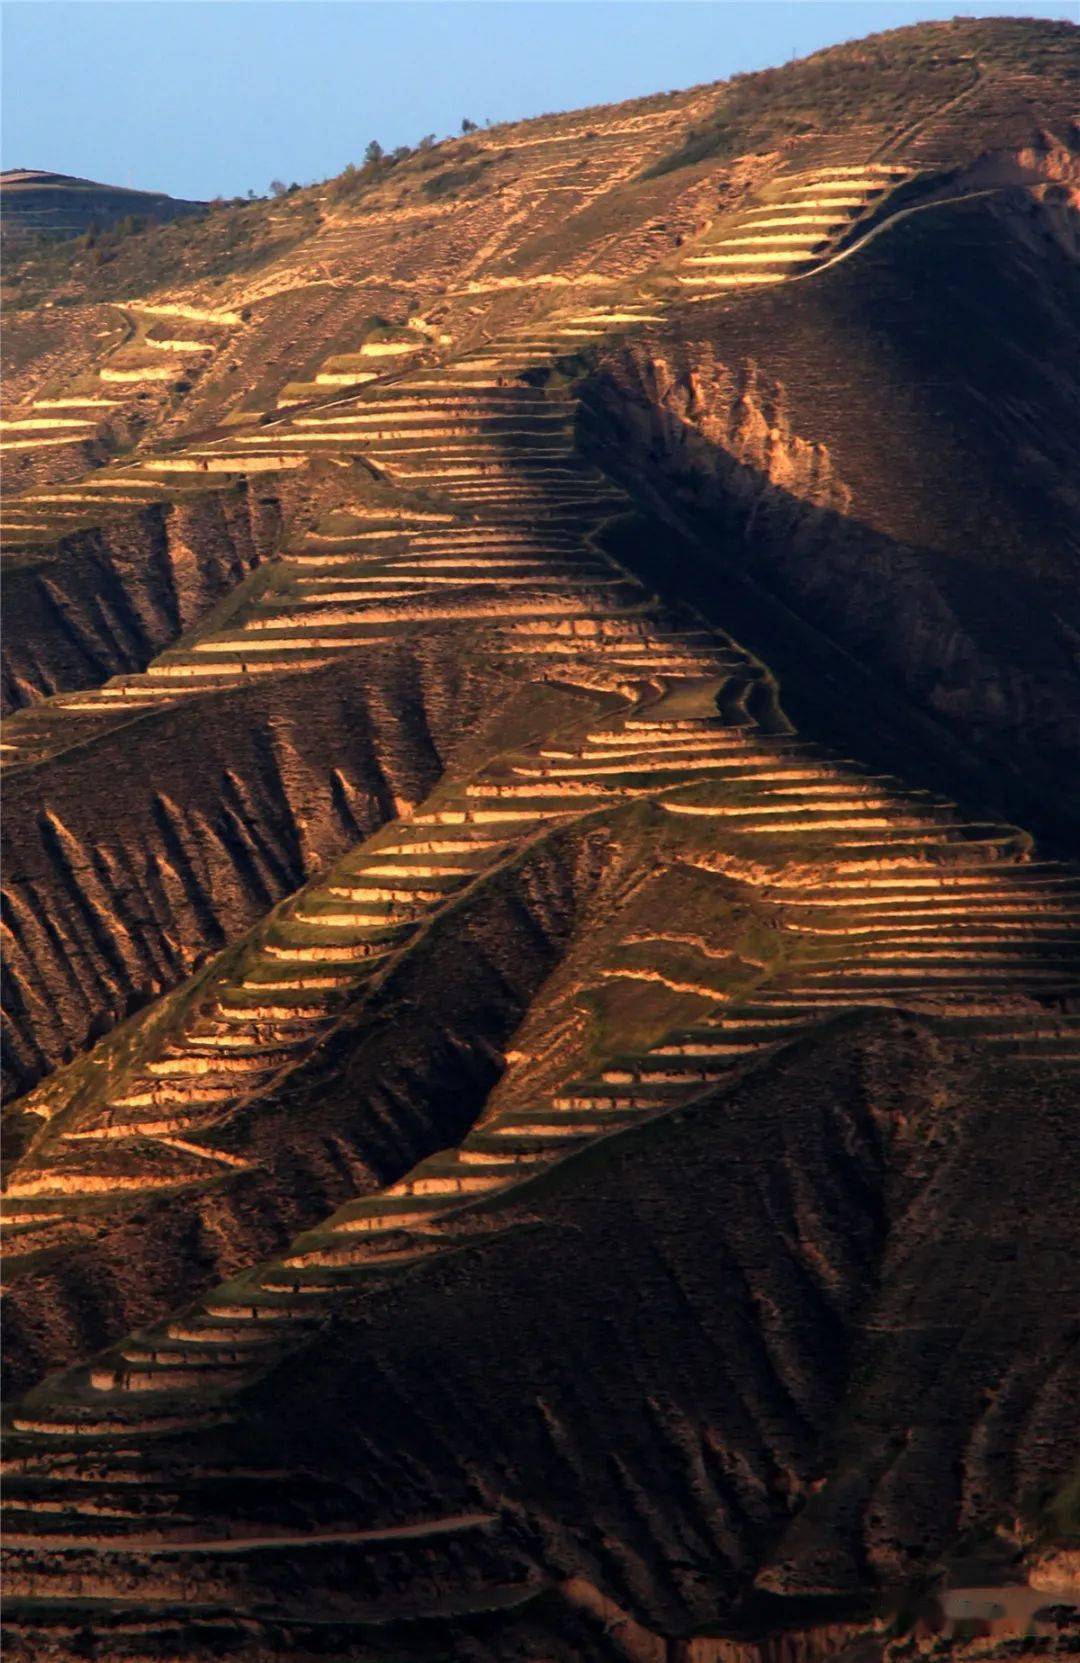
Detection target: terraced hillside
<box><xmin>2</xmin><ymin>17</ymin><xmax>1079</xmax><ymax>1663</ymax></box>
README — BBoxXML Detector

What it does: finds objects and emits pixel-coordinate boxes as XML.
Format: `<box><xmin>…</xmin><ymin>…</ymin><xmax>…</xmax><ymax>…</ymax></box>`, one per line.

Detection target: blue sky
<box><xmin>3</xmin><ymin>2</ymin><xmax>1076</xmax><ymax>201</ymax></box>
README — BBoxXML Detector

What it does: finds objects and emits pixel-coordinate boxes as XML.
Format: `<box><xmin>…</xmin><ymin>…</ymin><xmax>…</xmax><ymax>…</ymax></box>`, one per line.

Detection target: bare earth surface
<box><xmin>1</xmin><ymin>17</ymin><xmax>1079</xmax><ymax>1662</ymax></box>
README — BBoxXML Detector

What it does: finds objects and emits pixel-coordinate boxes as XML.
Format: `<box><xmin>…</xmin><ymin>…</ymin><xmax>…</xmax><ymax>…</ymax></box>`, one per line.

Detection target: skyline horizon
<box><xmin>2</xmin><ymin>1</ymin><xmax>1077</xmax><ymax>202</ymax></box>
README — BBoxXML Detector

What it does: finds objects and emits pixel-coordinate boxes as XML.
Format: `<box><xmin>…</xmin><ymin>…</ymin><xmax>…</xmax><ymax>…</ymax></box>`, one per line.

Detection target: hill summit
<box><xmin>0</xmin><ymin>167</ymin><xmax>206</xmax><ymax>243</ymax></box>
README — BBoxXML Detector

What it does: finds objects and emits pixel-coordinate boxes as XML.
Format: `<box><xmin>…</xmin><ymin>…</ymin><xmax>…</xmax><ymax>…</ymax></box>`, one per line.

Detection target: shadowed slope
<box><xmin>578</xmin><ymin>180</ymin><xmax>1080</xmax><ymax>846</ymax></box>
<box><xmin>3</xmin><ymin>1013</ymin><xmax>1077</xmax><ymax>1659</ymax></box>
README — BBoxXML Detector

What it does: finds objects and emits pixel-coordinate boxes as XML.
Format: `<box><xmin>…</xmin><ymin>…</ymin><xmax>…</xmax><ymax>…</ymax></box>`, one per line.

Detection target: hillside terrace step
<box><xmin>296</xmin><ymin>561</ymin><xmax>582</xmax><ymax>580</ymax></box>
<box><xmin>8</xmin><ymin>1412</ymin><xmax>218</xmax><ymax>1438</ymax></box>
<box><xmin>260</xmin><ymin>938</ymin><xmax>401</xmax><ymax>964</ymax></box>
<box><xmin>202</xmin><ymin>1297</ymin><xmax>328</xmax><ymax>1323</ymax></box>
<box><xmin>351</xmin><ymin>860</ymin><xmax>486</xmax><ymax>880</ymax></box>
<box><xmin>788</xmin><ymin>917</ymin><xmax>1080</xmax><ymax>937</ymax></box>
<box><xmin>133</xmin><ymin>1314</ymin><xmax>286</xmax><ymax>1349</ymax></box>
<box><xmin>286</xmin><ymin>900</ymin><xmax>422</xmax><ymax>927</ymax></box>
<box><xmin>0</xmin><ymin>435</ymin><xmax>92</xmax><ymax>453</ymax></box>
<box><xmin>392</xmin><ymin>1166</ymin><xmax>523</xmax><ymax>1199</ymax></box>
<box><xmin>290</xmin><ymin>416</ymin><xmax>574</xmax><ymax>437</ymax></box>
<box><xmin>391</xmin><ymin>458</ymin><xmax>604</xmax><ymax>479</ymax></box>
<box><xmin>667</xmin><ymin>807</ymin><xmax>948</xmax><ymax>831</ymax></box>
<box><xmin>312</xmin><ymin>395</ymin><xmax>578</xmax><ymax>414</ymax></box>
<box><xmin>403</xmin><ymin>540</ymin><xmax>584</xmax><ymax>556</ymax></box>
<box><xmin>819</xmin><ymin>942</ymin><xmax>1080</xmax><ymax>962</ymax></box>
<box><xmin>118</xmin><ymin>1342</ymin><xmax>269</xmax><ymax>1367</ymax></box>
<box><xmin>375</xmin><ymin>845</ymin><xmax>506</xmax><ymax>867</ymax></box>
<box><xmin>274</xmin><ymin>1239</ymin><xmax>439</xmax><ymax>1272</ymax></box>
<box><xmin>239</xmin><ymin>434</ymin><xmax>577</xmax><ymax>457</ymax></box>
<box><xmin>438</xmin><ymin>490</ymin><xmax>621</xmax><ymax>507</ymax></box>
<box><xmin>521</xmin><ymin>754</ymin><xmax>823</xmax><ymax>780</ymax></box>
<box><xmin>538</xmin><ymin>728</ymin><xmax>765</xmax><ymax>755</ymax></box>
<box><xmin>735</xmin><ymin>216</ymin><xmax>850</xmax><ymax>234</ymax></box>
<box><xmin>150</xmin><ymin>454</ymin><xmax>308</xmax><ymax>474</ymax></box>
<box><xmin>392</xmin><ymin>376</ymin><xmax>536</xmax><ymax>391</ymax></box>
<box><xmin>544</xmin><ymin>737</ymin><xmax>807</xmax><ymax>761</ymax></box>
<box><xmin>622</xmin><ymin>715</ymin><xmax>751</xmax><ymax>732</ymax></box>
<box><xmin>653</xmin><ymin>1021</ymin><xmax>814</xmax><ymax>1048</ymax></box>
<box><xmin>551</xmin><ymin>1083</ymin><xmax>696</xmax><ymax>1110</ymax></box>
<box><xmin>793</xmin><ymin>964</ymin><xmax>1077</xmax><ymax>985</ymax></box>
<box><xmin>778</xmin><ymin>891</ymin><xmax>1080</xmax><ymax>912</ymax></box>
<box><xmin>171</xmin><ymin>1027</ymin><xmax>312</xmax><ymax>1054</ymax></box>
<box><xmin>3</xmin><ymin>1167</ymin><xmax>215</xmax><ymax>1200</ymax></box>
<box><xmin>1</xmin><ymin>1496</ymin><xmax>197</xmax><ymax>1525</ymax></box>
<box><xmin>708</xmin><ymin>233</ymin><xmax>831</xmax><ymax>247</ymax></box>
<box><xmin>768</xmin><ymin>869</ymin><xmax>1073</xmax><ymax>892</ymax></box>
<box><xmin>320</xmin><ymin>1192</ymin><xmax>468</xmax><ymax>1235</ymax></box>
<box><xmin>375</xmin><ymin>461</ymin><xmax>585</xmax><ymax>482</ymax></box>
<box><xmin>980</xmin><ymin>1030</ymin><xmax>1080</xmax><ymax>1048</ymax></box>
<box><xmin>318</xmin><ymin>888</ymin><xmax>462</xmax><ymax>913</ymax></box>
<box><xmin>410</xmin><ymin>802</ymin><xmax>590</xmax><ymax>826</ymax></box>
<box><xmin>108</xmin><ymin>1082</ymin><xmax>237</xmax><ymax>1109</ymax></box>
<box><xmin>425</xmin><ymin>476</ymin><xmax>619</xmax><ymax>493</ymax></box>
<box><xmin>485</xmin><ymin>1110</ymin><xmax>647</xmax><ymax>1137</ymax></box>
<box><xmin>406</xmin><ymin>521</ymin><xmax>581</xmax><ymax>535</ymax></box>
<box><xmin>492</xmin><ymin>617</ymin><xmax>691</xmax><ymax>641</ymax></box>
<box><xmin>684</xmin><ymin>251</ymin><xmax>818</xmax><ymax>267</ymax></box>
<box><xmin>274</xmin><ymin>903</ymin><xmax>414</xmax><ymax>932</ymax></box>
<box><xmin>780</xmin><ymin>164</ymin><xmax>908</xmax><ymax>179</ymax></box>
<box><xmin>599</xmin><ymin>1059</ymin><xmax>744</xmax><ymax>1082</ymax></box>
<box><xmin>762</xmin><ymin>194</ymin><xmax>883</xmax><ymax>212</ymax></box>
<box><xmin>239</xmin><ymin>595</ymin><xmax>638</xmax><ymax>630</ymax></box>
<box><xmin>820</xmin><ymin>832</ymin><xmax>1029</xmax><ymax>855</ymax></box>
<box><xmin>455</xmin><ymin>1144</ymin><xmax>553</xmax><ymax>1167</ymax></box>
<box><xmin>90</xmin><ymin>1362</ymin><xmax>251</xmax><ymax>1394</ymax></box>
<box><xmin>464</xmin><ymin>779</ymin><xmax>627</xmax><ymax>800</ymax></box>
<box><xmin>379</xmin><ymin>536</ymin><xmax>586</xmax><ymax>550</ymax></box>
<box><xmin>140</xmin><ymin>658</ymin><xmax>331</xmax><ymax>681</ymax></box>
<box><xmin>677</xmin><ymin>274</ymin><xmax>784</xmax><ymax>288</ymax></box>
<box><xmin>277</xmin><ymin>573</ymin><xmax>619</xmax><ymax>596</ymax></box>
<box><xmin>62</xmin><ymin>1112</ymin><xmax>224</xmax><ymax>1142</ymax></box>
<box><xmin>210</xmin><ymin>998</ymin><xmax>343</xmax><ymax>1022</ymax></box>
<box><xmin>143</xmin><ymin>1049</ymin><xmax>283</xmax><ymax>1078</ymax></box>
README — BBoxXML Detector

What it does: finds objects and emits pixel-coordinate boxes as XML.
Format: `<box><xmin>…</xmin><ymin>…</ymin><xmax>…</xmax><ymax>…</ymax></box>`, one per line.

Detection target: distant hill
<box><xmin>0</xmin><ymin>167</ymin><xmax>206</xmax><ymax>241</ymax></box>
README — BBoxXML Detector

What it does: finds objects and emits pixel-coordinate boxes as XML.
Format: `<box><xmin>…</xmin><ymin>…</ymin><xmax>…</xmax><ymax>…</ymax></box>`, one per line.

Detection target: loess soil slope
<box><xmin>2</xmin><ymin>17</ymin><xmax>1079</xmax><ymax>1663</ymax></box>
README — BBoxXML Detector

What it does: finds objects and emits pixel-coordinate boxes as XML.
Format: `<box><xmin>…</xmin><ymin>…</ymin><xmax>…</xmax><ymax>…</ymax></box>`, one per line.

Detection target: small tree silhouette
<box><xmin>461</xmin><ymin>117</ymin><xmax>478</xmax><ymax>133</ymax></box>
<box><xmin>269</xmin><ymin>179</ymin><xmax>287</xmax><ymax>197</ymax></box>
<box><xmin>364</xmin><ymin>139</ymin><xmax>385</xmax><ymax>166</ymax></box>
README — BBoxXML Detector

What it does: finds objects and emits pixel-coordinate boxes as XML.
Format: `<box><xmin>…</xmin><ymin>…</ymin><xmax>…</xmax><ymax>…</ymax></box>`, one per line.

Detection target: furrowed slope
<box><xmin>3</xmin><ymin>1015</ymin><xmax>1078</xmax><ymax>1659</ymax></box>
<box><xmin>2</xmin><ymin>633</ymin><xmax>520</xmax><ymax>1094</ymax></box>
